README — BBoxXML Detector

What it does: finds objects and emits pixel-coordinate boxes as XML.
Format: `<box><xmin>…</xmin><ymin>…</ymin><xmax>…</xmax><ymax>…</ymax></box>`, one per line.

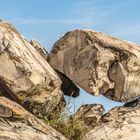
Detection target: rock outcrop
<box><xmin>49</xmin><ymin>29</ymin><xmax>140</xmax><ymax>102</ymax></box>
<box><xmin>83</xmin><ymin>103</ymin><xmax>140</xmax><ymax>140</ymax></box>
<box><xmin>30</xmin><ymin>39</ymin><xmax>49</xmax><ymax>61</ymax></box>
<box><xmin>0</xmin><ymin>22</ymin><xmax>63</xmax><ymax>117</ymax></box>
<box><xmin>0</xmin><ymin>96</ymin><xmax>67</xmax><ymax>140</ymax></box>
<box><xmin>1</xmin><ymin>20</ymin><xmax>140</xmax><ymax>140</ymax></box>
<box><xmin>72</xmin><ymin>104</ymin><xmax>104</xmax><ymax>128</ymax></box>
<box><xmin>30</xmin><ymin>39</ymin><xmax>80</xmax><ymax>97</ymax></box>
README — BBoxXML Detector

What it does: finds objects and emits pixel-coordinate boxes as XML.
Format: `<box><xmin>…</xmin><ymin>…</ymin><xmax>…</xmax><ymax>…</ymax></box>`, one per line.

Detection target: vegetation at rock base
<box><xmin>43</xmin><ymin>100</ymin><xmax>90</xmax><ymax>140</ymax></box>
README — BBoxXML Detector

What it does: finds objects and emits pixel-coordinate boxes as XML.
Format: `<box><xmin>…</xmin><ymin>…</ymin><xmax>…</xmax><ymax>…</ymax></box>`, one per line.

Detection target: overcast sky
<box><xmin>1</xmin><ymin>0</ymin><xmax>139</xmax><ymax>112</ymax></box>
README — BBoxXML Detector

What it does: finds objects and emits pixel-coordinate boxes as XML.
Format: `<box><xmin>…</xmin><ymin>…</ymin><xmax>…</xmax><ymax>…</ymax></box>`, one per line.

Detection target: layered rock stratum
<box><xmin>0</xmin><ymin>96</ymin><xmax>67</xmax><ymax>140</ymax></box>
<box><xmin>0</xmin><ymin>21</ymin><xmax>68</xmax><ymax>140</ymax></box>
<box><xmin>0</xmin><ymin>22</ymin><xmax>63</xmax><ymax>117</ymax></box>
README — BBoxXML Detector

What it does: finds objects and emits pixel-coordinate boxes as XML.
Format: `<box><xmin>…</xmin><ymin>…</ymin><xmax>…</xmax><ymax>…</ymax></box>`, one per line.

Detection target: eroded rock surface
<box><xmin>30</xmin><ymin>39</ymin><xmax>49</xmax><ymax>61</ymax></box>
<box><xmin>0</xmin><ymin>22</ymin><xmax>63</xmax><ymax>117</ymax></box>
<box><xmin>49</xmin><ymin>29</ymin><xmax>140</xmax><ymax>102</ymax></box>
<box><xmin>72</xmin><ymin>104</ymin><xmax>104</xmax><ymax>128</ymax></box>
<box><xmin>0</xmin><ymin>96</ymin><xmax>67</xmax><ymax>140</ymax></box>
<box><xmin>31</xmin><ymin>39</ymin><xmax>80</xmax><ymax>97</ymax></box>
<box><xmin>83</xmin><ymin>104</ymin><xmax>140</xmax><ymax>140</ymax></box>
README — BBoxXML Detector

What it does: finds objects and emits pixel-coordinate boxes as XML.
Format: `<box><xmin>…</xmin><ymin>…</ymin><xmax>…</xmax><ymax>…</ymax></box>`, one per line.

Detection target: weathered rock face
<box><xmin>0</xmin><ymin>96</ymin><xmax>67</xmax><ymax>140</ymax></box>
<box><xmin>0</xmin><ymin>22</ymin><xmax>63</xmax><ymax>117</ymax></box>
<box><xmin>49</xmin><ymin>29</ymin><xmax>140</xmax><ymax>102</ymax></box>
<box><xmin>72</xmin><ymin>104</ymin><xmax>104</xmax><ymax>128</ymax></box>
<box><xmin>83</xmin><ymin>104</ymin><xmax>140</xmax><ymax>140</ymax></box>
<box><xmin>30</xmin><ymin>39</ymin><xmax>49</xmax><ymax>61</ymax></box>
<box><xmin>30</xmin><ymin>39</ymin><xmax>80</xmax><ymax>98</ymax></box>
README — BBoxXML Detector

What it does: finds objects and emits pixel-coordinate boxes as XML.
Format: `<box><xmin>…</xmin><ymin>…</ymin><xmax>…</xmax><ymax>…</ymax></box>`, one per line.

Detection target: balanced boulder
<box><xmin>49</xmin><ymin>29</ymin><xmax>140</xmax><ymax>102</ymax></box>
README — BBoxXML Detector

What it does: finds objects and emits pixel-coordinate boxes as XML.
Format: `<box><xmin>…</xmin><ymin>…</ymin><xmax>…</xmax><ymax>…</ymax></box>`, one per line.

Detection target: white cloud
<box><xmin>72</xmin><ymin>0</ymin><xmax>111</xmax><ymax>24</ymax></box>
<box><xmin>8</xmin><ymin>0</ymin><xmax>140</xmax><ymax>45</ymax></box>
<box><xmin>9</xmin><ymin>17</ymin><xmax>96</xmax><ymax>27</ymax></box>
<box><xmin>9</xmin><ymin>0</ymin><xmax>110</xmax><ymax>27</ymax></box>
<box><xmin>110</xmin><ymin>23</ymin><xmax>140</xmax><ymax>44</ymax></box>
<box><xmin>113</xmin><ymin>23</ymin><xmax>140</xmax><ymax>37</ymax></box>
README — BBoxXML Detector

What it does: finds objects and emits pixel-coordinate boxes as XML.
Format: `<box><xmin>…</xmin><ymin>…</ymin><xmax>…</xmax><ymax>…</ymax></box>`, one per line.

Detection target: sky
<box><xmin>1</xmin><ymin>0</ymin><xmax>139</xmax><ymax>112</ymax></box>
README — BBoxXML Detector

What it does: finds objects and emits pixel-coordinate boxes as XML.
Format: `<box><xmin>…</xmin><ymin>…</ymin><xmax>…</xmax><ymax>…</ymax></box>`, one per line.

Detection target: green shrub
<box><xmin>43</xmin><ymin>100</ymin><xmax>90</xmax><ymax>140</ymax></box>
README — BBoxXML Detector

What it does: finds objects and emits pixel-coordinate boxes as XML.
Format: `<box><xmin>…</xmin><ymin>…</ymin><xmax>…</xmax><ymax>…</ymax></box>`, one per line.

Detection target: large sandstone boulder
<box><xmin>49</xmin><ymin>29</ymin><xmax>140</xmax><ymax>102</ymax></box>
<box><xmin>0</xmin><ymin>96</ymin><xmax>67</xmax><ymax>140</ymax></box>
<box><xmin>0</xmin><ymin>22</ymin><xmax>63</xmax><ymax>117</ymax></box>
<box><xmin>83</xmin><ymin>103</ymin><xmax>140</xmax><ymax>140</ymax></box>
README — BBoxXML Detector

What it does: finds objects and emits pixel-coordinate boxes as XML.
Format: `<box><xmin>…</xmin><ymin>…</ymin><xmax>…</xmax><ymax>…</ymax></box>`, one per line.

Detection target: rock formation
<box><xmin>0</xmin><ymin>96</ymin><xmax>67</xmax><ymax>140</ymax></box>
<box><xmin>0</xmin><ymin>22</ymin><xmax>63</xmax><ymax>117</ymax></box>
<box><xmin>83</xmin><ymin>103</ymin><xmax>140</xmax><ymax>140</ymax></box>
<box><xmin>72</xmin><ymin>104</ymin><xmax>104</xmax><ymax>128</ymax></box>
<box><xmin>30</xmin><ymin>39</ymin><xmax>49</xmax><ymax>61</ymax></box>
<box><xmin>30</xmin><ymin>39</ymin><xmax>80</xmax><ymax>98</ymax></box>
<box><xmin>49</xmin><ymin>29</ymin><xmax>140</xmax><ymax>102</ymax></box>
<box><xmin>1</xmin><ymin>20</ymin><xmax>140</xmax><ymax>140</ymax></box>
